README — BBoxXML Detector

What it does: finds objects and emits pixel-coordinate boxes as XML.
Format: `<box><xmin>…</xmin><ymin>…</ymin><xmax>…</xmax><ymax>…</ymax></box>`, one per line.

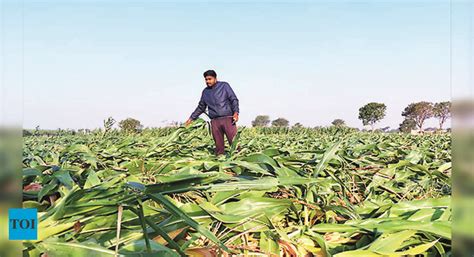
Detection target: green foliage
<box><xmin>399</xmin><ymin>118</ymin><xmax>417</xmax><ymax>133</ymax></box>
<box><xmin>22</xmin><ymin>120</ymin><xmax>451</xmax><ymax>256</ymax></box>
<box><xmin>358</xmin><ymin>102</ymin><xmax>387</xmax><ymax>130</ymax></box>
<box><xmin>402</xmin><ymin>101</ymin><xmax>433</xmax><ymax>130</ymax></box>
<box><xmin>119</xmin><ymin>118</ymin><xmax>143</xmax><ymax>133</ymax></box>
<box><xmin>292</xmin><ymin>122</ymin><xmax>303</xmax><ymax>128</ymax></box>
<box><xmin>433</xmin><ymin>101</ymin><xmax>451</xmax><ymax>129</ymax></box>
<box><xmin>251</xmin><ymin>115</ymin><xmax>270</xmax><ymax>127</ymax></box>
<box><xmin>331</xmin><ymin>119</ymin><xmax>346</xmax><ymax>127</ymax></box>
<box><xmin>271</xmin><ymin>117</ymin><xmax>289</xmax><ymax>127</ymax></box>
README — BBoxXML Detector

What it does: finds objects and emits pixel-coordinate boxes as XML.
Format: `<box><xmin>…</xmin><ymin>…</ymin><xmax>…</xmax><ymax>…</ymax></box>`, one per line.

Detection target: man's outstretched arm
<box><xmin>186</xmin><ymin>93</ymin><xmax>207</xmax><ymax>126</ymax></box>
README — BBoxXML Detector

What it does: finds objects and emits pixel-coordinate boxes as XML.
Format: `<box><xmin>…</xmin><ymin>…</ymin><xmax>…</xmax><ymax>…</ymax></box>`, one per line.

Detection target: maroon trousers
<box><xmin>210</xmin><ymin>116</ymin><xmax>237</xmax><ymax>155</ymax></box>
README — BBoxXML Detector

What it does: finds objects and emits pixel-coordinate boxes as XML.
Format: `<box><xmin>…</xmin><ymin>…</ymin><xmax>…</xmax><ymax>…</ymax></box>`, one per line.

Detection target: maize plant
<box><xmin>22</xmin><ymin>119</ymin><xmax>451</xmax><ymax>256</ymax></box>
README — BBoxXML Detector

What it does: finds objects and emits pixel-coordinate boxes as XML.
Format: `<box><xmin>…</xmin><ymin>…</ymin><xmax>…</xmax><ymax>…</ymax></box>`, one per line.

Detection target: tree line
<box><xmin>252</xmin><ymin>101</ymin><xmax>451</xmax><ymax>132</ymax></box>
<box><xmin>25</xmin><ymin>101</ymin><xmax>451</xmax><ymax>136</ymax></box>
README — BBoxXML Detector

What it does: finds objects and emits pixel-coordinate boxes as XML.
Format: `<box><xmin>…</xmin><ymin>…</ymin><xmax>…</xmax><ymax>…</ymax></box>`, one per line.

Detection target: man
<box><xmin>185</xmin><ymin>70</ymin><xmax>239</xmax><ymax>156</ymax></box>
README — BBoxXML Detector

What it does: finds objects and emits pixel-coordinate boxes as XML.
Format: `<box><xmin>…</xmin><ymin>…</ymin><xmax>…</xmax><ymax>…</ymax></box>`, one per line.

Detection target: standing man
<box><xmin>185</xmin><ymin>70</ymin><xmax>240</xmax><ymax>156</ymax></box>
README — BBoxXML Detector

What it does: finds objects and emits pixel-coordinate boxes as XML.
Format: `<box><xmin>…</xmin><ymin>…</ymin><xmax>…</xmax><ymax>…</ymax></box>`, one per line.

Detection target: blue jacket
<box><xmin>190</xmin><ymin>81</ymin><xmax>239</xmax><ymax>120</ymax></box>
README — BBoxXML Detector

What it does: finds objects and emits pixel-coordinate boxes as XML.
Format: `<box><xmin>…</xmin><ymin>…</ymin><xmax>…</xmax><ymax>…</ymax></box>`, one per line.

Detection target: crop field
<box><xmin>22</xmin><ymin>119</ymin><xmax>451</xmax><ymax>256</ymax></box>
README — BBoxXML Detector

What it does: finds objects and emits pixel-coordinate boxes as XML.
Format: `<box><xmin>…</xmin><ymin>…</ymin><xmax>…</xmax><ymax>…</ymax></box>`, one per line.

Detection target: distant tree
<box><xmin>358</xmin><ymin>102</ymin><xmax>387</xmax><ymax>131</ymax></box>
<box><xmin>402</xmin><ymin>101</ymin><xmax>433</xmax><ymax>130</ymax></box>
<box><xmin>119</xmin><ymin>118</ymin><xmax>143</xmax><ymax>133</ymax></box>
<box><xmin>399</xmin><ymin>118</ymin><xmax>417</xmax><ymax>133</ymax></box>
<box><xmin>103</xmin><ymin>117</ymin><xmax>116</xmax><ymax>134</ymax></box>
<box><xmin>292</xmin><ymin>122</ymin><xmax>303</xmax><ymax>129</ymax></box>
<box><xmin>433</xmin><ymin>101</ymin><xmax>451</xmax><ymax>130</ymax></box>
<box><xmin>252</xmin><ymin>115</ymin><xmax>271</xmax><ymax>127</ymax></box>
<box><xmin>381</xmin><ymin>126</ymin><xmax>391</xmax><ymax>132</ymax></box>
<box><xmin>331</xmin><ymin>119</ymin><xmax>346</xmax><ymax>127</ymax></box>
<box><xmin>271</xmin><ymin>118</ymin><xmax>289</xmax><ymax>127</ymax></box>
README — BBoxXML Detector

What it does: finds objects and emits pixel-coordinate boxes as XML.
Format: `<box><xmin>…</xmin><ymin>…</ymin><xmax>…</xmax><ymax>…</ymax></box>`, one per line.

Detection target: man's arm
<box><xmin>224</xmin><ymin>82</ymin><xmax>239</xmax><ymax>123</ymax></box>
<box><xmin>189</xmin><ymin>92</ymin><xmax>207</xmax><ymax>121</ymax></box>
<box><xmin>225</xmin><ymin>83</ymin><xmax>239</xmax><ymax>114</ymax></box>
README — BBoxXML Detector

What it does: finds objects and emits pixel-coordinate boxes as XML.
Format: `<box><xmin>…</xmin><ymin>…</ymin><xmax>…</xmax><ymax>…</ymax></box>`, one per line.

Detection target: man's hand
<box><xmin>185</xmin><ymin>118</ymin><xmax>193</xmax><ymax>127</ymax></box>
<box><xmin>232</xmin><ymin>112</ymin><xmax>239</xmax><ymax>123</ymax></box>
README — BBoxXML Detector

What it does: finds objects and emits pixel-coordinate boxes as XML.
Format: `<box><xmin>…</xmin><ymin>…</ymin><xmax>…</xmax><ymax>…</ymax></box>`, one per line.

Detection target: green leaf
<box><xmin>334</xmin><ymin>250</ymin><xmax>383</xmax><ymax>257</ymax></box>
<box><xmin>147</xmin><ymin>193</ymin><xmax>230</xmax><ymax>253</ymax></box>
<box><xmin>259</xmin><ymin>231</ymin><xmax>280</xmax><ymax>255</ymax></box>
<box><xmin>313</xmin><ymin>140</ymin><xmax>343</xmax><ymax>177</ymax></box>
<box><xmin>38</xmin><ymin>179</ymin><xmax>58</xmax><ymax>200</ymax></box>
<box><xmin>23</xmin><ymin>168</ymin><xmax>42</xmax><ymax>177</ymax></box>
<box><xmin>38</xmin><ymin>241</ymin><xmax>120</xmax><ymax>257</ymax></box>
<box><xmin>53</xmin><ymin>170</ymin><xmax>74</xmax><ymax>189</ymax></box>
<box><xmin>84</xmin><ymin>169</ymin><xmax>101</xmax><ymax>189</ymax></box>
<box><xmin>368</xmin><ymin>230</ymin><xmax>417</xmax><ymax>252</ymax></box>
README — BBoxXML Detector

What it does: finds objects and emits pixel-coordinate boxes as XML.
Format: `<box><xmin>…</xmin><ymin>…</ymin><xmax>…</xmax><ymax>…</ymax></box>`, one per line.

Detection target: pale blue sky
<box><xmin>5</xmin><ymin>0</ymin><xmax>457</xmax><ymax>129</ymax></box>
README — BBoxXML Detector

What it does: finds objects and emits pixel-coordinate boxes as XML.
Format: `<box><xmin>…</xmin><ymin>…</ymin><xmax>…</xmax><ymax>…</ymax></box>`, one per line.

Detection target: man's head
<box><xmin>203</xmin><ymin>70</ymin><xmax>217</xmax><ymax>87</ymax></box>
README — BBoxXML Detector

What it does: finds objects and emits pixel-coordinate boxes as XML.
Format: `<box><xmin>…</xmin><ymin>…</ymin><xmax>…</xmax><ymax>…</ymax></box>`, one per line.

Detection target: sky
<box><xmin>2</xmin><ymin>0</ymin><xmax>467</xmax><ymax>130</ymax></box>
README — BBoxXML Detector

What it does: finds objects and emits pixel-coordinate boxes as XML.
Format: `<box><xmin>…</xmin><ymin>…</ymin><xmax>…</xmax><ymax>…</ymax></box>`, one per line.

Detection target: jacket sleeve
<box><xmin>225</xmin><ymin>83</ymin><xmax>239</xmax><ymax>114</ymax></box>
<box><xmin>189</xmin><ymin>92</ymin><xmax>207</xmax><ymax>120</ymax></box>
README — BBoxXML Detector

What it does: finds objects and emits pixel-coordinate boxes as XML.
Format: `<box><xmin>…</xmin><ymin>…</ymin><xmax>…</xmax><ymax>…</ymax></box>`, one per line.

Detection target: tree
<box><xmin>358</xmin><ymin>102</ymin><xmax>387</xmax><ymax>131</ymax></box>
<box><xmin>271</xmin><ymin>118</ymin><xmax>289</xmax><ymax>127</ymax></box>
<box><xmin>331</xmin><ymin>119</ymin><xmax>346</xmax><ymax>127</ymax></box>
<box><xmin>433</xmin><ymin>101</ymin><xmax>451</xmax><ymax>130</ymax></box>
<box><xmin>119</xmin><ymin>118</ymin><xmax>143</xmax><ymax>133</ymax></box>
<box><xmin>292</xmin><ymin>122</ymin><xmax>303</xmax><ymax>129</ymax></box>
<box><xmin>399</xmin><ymin>118</ymin><xmax>417</xmax><ymax>133</ymax></box>
<box><xmin>252</xmin><ymin>115</ymin><xmax>270</xmax><ymax>127</ymax></box>
<box><xmin>402</xmin><ymin>101</ymin><xmax>433</xmax><ymax>130</ymax></box>
<box><xmin>23</xmin><ymin>129</ymin><xmax>32</xmax><ymax>136</ymax></box>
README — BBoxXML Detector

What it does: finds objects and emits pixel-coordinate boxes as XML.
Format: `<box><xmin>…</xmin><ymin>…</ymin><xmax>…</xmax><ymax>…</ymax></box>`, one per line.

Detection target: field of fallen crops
<box><xmin>22</xmin><ymin>119</ymin><xmax>451</xmax><ymax>257</ymax></box>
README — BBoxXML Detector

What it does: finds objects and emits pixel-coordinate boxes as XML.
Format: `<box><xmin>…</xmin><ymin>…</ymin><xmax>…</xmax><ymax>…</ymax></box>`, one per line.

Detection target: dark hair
<box><xmin>203</xmin><ymin>70</ymin><xmax>217</xmax><ymax>78</ymax></box>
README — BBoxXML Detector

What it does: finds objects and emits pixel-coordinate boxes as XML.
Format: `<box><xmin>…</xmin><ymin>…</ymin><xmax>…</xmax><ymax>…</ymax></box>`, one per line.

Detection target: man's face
<box><xmin>205</xmin><ymin>76</ymin><xmax>217</xmax><ymax>87</ymax></box>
